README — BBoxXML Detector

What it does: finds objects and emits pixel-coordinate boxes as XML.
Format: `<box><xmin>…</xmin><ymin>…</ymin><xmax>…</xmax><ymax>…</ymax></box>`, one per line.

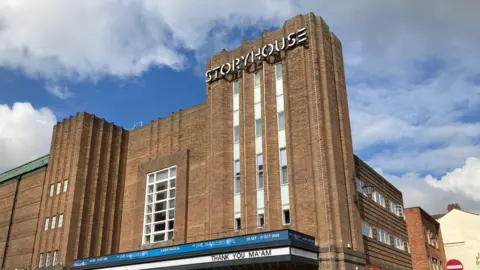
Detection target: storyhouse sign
<box><xmin>205</xmin><ymin>27</ymin><xmax>308</xmax><ymax>83</ymax></box>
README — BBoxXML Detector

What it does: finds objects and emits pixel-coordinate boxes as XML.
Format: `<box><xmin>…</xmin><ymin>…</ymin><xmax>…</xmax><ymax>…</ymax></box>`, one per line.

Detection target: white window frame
<box><xmin>376</xmin><ymin>229</ymin><xmax>390</xmax><ymax>245</ymax></box>
<box><xmin>275</xmin><ymin>63</ymin><xmax>283</xmax><ymax>80</ymax></box>
<box><xmin>45</xmin><ymin>252</ymin><xmax>51</xmax><ymax>267</ymax></box>
<box><xmin>255</xmin><ymin>118</ymin><xmax>262</xmax><ymax>137</ymax></box>
<box><xmin>233</xmin><ymin>125</ymin><xmax>240</xmax><ymax>143</ymax></box>
<box><xmin>44</xmin><ymin>217</ymin><xmax>50</xmax><ymax>231</ymax></box>
<box><xmin>394</xmin><ymin>236</ymin><xmax>405</xmax><ymax>250</ymax></box>
<box><xmin>63</xmin><ymin>179</ymin><xmax>69</xmax><ymax>193</ymax></box>
<box><xmin>39</xmin><ymin>253</ymin><xmax>44</xmax><ymax>268</ymax></box>
<box><xmin>257</xmin><ymin>213</ymin><xmax>265</xmax><ymax>228</ymax></box>
<box><xmin>389</xmin><ymin>201</ymin><xmax>396</xmax><ymax>214</ymax></box>
<box><xmin>49</xmin><ymin>184</ymin><xmax>54</xmax><ymax>197</ymax></box>
<box><xmin>254</xmin><ymin>72</ymin><xmax>260</xmax><ymax>87</ymax></box>
<box><xmin>373</xmin><ymin>191</ymin><xmax>386</xmax><ymax>208</ymax></box>
<box><xmin>361</xmin><ymin>220</ymin><xmax>373</xmax><ymax>238</ymax></box>
<box><xmin>142</xmin><ymin>166</ymin><xmax>177</xmax><ymax>245</ymax></box>
<box><xmin>58</xmin><ymin>214</ymin><xmax>64</xmax><ymax>228</ymax></box>
<box><xmin>51</xmin><ymin>215</ymin><xmax>56</xmax><ymax>229</ymax></box>
<box><xmin>56</xmin><ymin>182</ymin><xmax>61</xmax><ymax>195</ymax></box>
<box><xmin>396</xmin><ymin>204</ymin><xmax>404</xmax><ymax>218</ymax></box>
<box><xmin>53</xmin><ymin>250</ymin><xmax>59</xmax><ymax>266</ymax></box>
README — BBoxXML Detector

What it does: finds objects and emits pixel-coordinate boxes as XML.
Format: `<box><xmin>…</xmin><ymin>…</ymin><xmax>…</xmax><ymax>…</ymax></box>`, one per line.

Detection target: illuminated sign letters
<box><xmin>205</xmin><ymin>27</ymin><xmax>308</xmax><ymax>83</ymax></box>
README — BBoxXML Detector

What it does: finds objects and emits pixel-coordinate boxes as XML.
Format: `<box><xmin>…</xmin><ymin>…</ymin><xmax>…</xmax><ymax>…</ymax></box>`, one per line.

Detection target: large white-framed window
<box><xmin>361</xmin><ymin>220</ymin><xmax>373</xmax><ymax>238</ymax></box>
<box><xmin>256</xmin><ymin>154</ymin><xmax>264</xmax><ymax>190</ymax></box>
<box><xmin>142</xmin><ymin>166</ymin><xmax>176</xmax><ymax>245</ymax></box>
<box><xmin>373</xmin><ymin>191</ymin><xmax>386</xmax><ymax>208</ymax></box>
<box><xmin>38</xmin><ymin>253</ymin><xmax>44</xmax><ymax>268</ymax></box>
<box><xmin>45</xmin><ymin>252</ymin><xmax>51</xmax><ymax>267</ymax></box>
<box><xmin>53</xmin><ymin>250</ymin><xmax>59</xmax><ymax>266</ymax></box>
<box><xmin>279</xmin><ymin>148</ymin><xmax>288</xmax><ymax>185</ymax></box>
<box><xmin>44</xmin><ymin>217</ymin><xmax>50</xmax><ymax>231</ymax></box>
<box><xmin>376</xmin><ymin>229</ymin><xmax>390</xmax><ymax>245</ymax></box>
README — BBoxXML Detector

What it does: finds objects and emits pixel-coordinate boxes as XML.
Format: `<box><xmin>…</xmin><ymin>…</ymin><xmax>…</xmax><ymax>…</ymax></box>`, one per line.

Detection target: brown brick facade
<box><xmin>405</xmin><ymin>207</ymin><xmax>446</xmax><ymax>270</ymax></box>
<box><xmin>0</xmin><ymin>13</ymin><xmax>413</xmax><ymax>270</ymax></box>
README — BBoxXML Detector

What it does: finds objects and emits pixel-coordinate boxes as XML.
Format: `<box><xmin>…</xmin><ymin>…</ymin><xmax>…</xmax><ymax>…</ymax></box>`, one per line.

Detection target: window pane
<box><xmin>153</xmin><ymin>233</ymin><xmax>165</xmax><ymax>242</ymax></box>
<box><xmin>50</xmin><ymin>185</ymin><xmax>54</xmax><ymax>196</ymax></box>
<box><xmin>168</xmin><ymin>231</ymin><xmax>174</xmax><ymax>240</ymax></box>
<box><xmin>156</xmin><ymin>182</ymin><xmax>168</xmax><ymax>192</ymax></box>
<box><xmin>233</xmin><ymin>80</ymin><xmax>239</xmax><ymax>95</ymax></box>
<box><xmin>276</xmin><ymin>63</ymin><xmax>282</xmax><ymax>80</ymax></box>
<box><xmin>278</xmin><ymin>111</ymin><xmax>285</xmax><ymax>130</ymax></box>
<box><xmin>154</xmin><ymin>212</ymin><xmax>166</xmax><ymax>222</ymax></box>
<box><xmin>234</xmin><ymin>126</ymin><xmax>240</xmax><ymax>143</ymax></box>
<box><xmin>257</xmin><ymin>172</ymin><xmax>264</xmax><ymax>189</ymax></box>
<box><xmin>254</xmin><ymin>72</ymin><xmax>260</xmax><ymax>87</ymax></box>
<box><xmin>169</xmin><ymin>189</ymin><xmax>176</xmax><ymax>198</ymax></box>
<box><xmin>169</xmin><ymin>167</ymin><xmax>176</xmax><ymax>177</ymax></box>
<box><xmin>148</xmin><ymin>174</ymin><xmax>155</xmax><ymax>184</ymax></box>
<box><xmin>58</xmin><ymin>214</ymin><xmax>64</xmax><ymax>228</ymax></box>
<box><xmin>283</xmin><ymin>209</ymin><xmax>291</xmax><ymax>224</ymax></box>
<box><xmin>144</xmin><ymin>235</ymin><xmax>151</xmax><ymax>244</ymax></box>
<box><xmin>169</xmin><ymin>179</ymin><xmax>176</xmax><ymax>188</ymax></box>
<box><xmin>279</xmin><ymin>148</ymin><xmax>287</xmax><ymax>166</ymax></box>
<box><xmin>45</xmin><ymin>217</ymin><xmax>50</xmax><ymax>231</ymax></box>
<box><xmin>168</xmin><ymin>209</ymin><xmax>175</xmax><ymax>219</ymax></box>
<box><xmin>257</xmin><ymin>154</ymin><xmax>263</xmax><ymax>168</ymax></box>
<box><xmin>234</xmin><ymin>177</ymin><xmax>240</xmax><ymax>194</ymax></box>
<box><xmin>281</xmin><ymin>167</ymin><xmax>288</xmax><ymax>184</ymax></box>
<box><xmin>155</xmin><ymin>201</ymin><xmax>167</xmax><ymax>212</ymax></box>
<box><xmin>255</xmin><ymin>119</ymin><xmax>262</xmax><ymax>137</ymax></box>
<box><xmin>234</xmin><ymin>160</ymin><xmax>240</xmax><ymax>174</ymax></box>
<box><xmin>156</xmin><ymin>191</ymin><xmax>167</xmax><ymax>201</ymax></box>
<box><xmin>148</xmin><ymin>185</ymin><xmax>154</xmax><ymax>194</ymax></box>
<box><xmin>154</xmin><ymin>222</ymin><xmax>165</xmax><ymax>232</ymax></box>
<box><xmin>147</xmin><ymin>194</ymin><xmax>153</xmax><ymax>203</ymax></box>
<box><xmin>168</xmin><ymin>220</ymin><xmax>174</xmax><ymax>230</ymax></box>
<box><xmin>63</xmin><ymin>180</ymin><xmax>68</xmax><ymax>192</ymax></box>
<box><xmin>156</xmin><ymin>170</ymin><xmax>168</xmax><ymax>181</ymax></box>
<box><xmin>168</xmin><ymin>199</ymin><xmax>175</xmax><ymax>208</ymax></box>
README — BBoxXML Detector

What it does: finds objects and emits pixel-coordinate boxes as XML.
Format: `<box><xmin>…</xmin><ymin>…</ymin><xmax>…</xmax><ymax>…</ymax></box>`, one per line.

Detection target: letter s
<box><xmin>206</xmin><ymin>70</ymin><xmax>212</xmax><ymax>83</ymax></box>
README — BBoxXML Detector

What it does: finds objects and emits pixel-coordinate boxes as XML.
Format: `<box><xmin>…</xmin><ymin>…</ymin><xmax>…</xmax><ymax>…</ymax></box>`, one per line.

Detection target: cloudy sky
<box><xmin>0</xmin><ymin>0</ymin><xmax>479</xmax><ymax>215</ymax></box>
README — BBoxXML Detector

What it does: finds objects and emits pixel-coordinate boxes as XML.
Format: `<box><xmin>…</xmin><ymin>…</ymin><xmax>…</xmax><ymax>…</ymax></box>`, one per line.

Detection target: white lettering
<box><xmin>206</xmin><ymin>28</ymin><xmax>308</xmax><ymax>82</ymax></box>
<box><xmin>261</xmin><ymin>44</ymin><xmax>274</xmax><ymax>57</ymax></box>
<box><xmin>220</xmin><ymin>63</ymin><xmax>232</xmax><ymax>76</ymax></box>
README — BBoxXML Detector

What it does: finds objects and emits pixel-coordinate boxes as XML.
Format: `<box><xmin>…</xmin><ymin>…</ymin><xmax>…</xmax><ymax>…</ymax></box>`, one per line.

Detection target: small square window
<box><xmin>235</xmin><ymin>218</ymin><xmax>241</xmax><ymax>231</ymax></box>
<box><xmin>283</xmin><ymin>209</ymin><xmax>291</xmax><ymax>225</ymax></box>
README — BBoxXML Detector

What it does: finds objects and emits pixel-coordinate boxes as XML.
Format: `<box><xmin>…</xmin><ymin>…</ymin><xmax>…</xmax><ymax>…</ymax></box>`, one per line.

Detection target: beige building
<box><xmin>434</xmin><ymin>204</ymin><xmax>480</xmax><ymax>269</ymax></box>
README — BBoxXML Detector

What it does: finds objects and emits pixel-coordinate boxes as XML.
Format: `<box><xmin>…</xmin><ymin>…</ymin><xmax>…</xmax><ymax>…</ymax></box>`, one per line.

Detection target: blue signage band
<box><xmin>73</xmin><ymin>230</ymin><xmax>315</xmax><ymax>268</ymax></box>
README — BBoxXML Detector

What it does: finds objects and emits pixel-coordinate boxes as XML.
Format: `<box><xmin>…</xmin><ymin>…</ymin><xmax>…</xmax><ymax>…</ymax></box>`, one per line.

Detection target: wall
<box><xmin>405</xmin><ymin>208</ymin><xmax>447</xmax><ymax>270</ymax></box>
<box><xmin>438</xmin><ymin>209</ymin><xmax>480</xmax><ymax>270</ymax></box>
<box><xmin>31</xmin><ymin>113</ymin><xmax>129</xmax><ymax>268</ymax></box>
<box><xmin>0</xmin><ymin>167</ymin><xmax>47</xmax><ymax>269</ymax></box>
<box><xmin>355</xmin><ymin>157</ymin><xmax>412</xmax><ymax>270</ymax></box>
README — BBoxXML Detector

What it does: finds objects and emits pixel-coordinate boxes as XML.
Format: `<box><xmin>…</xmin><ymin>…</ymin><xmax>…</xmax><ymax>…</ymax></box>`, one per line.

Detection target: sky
<box><xmin>0</xmin><ymin>0</ymin><xmax>479</xmax><ymax>215</ymax></box>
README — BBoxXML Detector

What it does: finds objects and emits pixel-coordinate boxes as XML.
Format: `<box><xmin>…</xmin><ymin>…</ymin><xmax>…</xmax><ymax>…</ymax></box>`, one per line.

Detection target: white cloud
<box><xmin>426</xmin><ymin>157</ymin><xmax>480</xmax><ymax>201</ymax></box>
<box><xmin>377</xmin><ymin>162</ymin><xmax>480</xmax><ymax>215</ymax></box>
<box><xmin>45</xmin><ymin>83</ymin><xmax>74</xmax><ymax>99</ymax></box>
<box><xmin>0</xmin><ymin>102</ymin><xmax>56</xmax><ymax>173</ymax></box>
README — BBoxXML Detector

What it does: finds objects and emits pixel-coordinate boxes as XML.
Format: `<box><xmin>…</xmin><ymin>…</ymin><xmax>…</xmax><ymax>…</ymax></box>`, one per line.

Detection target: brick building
<box><xmin>0</xmin><ymin>13</ymin><xmax>412</xmax><ymax>270</ymax></box>
<box><xmin>405</xmin><ymin>207</ymin><xmax>446</xmax><ymax>270</ymax></box>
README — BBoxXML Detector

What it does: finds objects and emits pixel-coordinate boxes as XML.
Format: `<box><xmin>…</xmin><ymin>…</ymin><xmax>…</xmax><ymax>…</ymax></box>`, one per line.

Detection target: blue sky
<box><xmin>0</xmin><ymin>0</ymin><xmax>479</xmax><ymax>214</ymax></box>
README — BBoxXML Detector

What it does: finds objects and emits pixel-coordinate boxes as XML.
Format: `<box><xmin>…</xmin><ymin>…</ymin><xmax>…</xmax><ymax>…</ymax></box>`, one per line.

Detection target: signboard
<box><xmin>205</xmin><ymin>27</ymin><xmax>308</xmax><ymax>83</ymax></box>
<box><xmin>72</xmin><ymin>230</ymin><xmax>314</xmax><ymax>268</ymax></box>
<box><xmin>446</xmin><ymin>259</ymin><xmax>463</xmax><ymax>270</ymax></box>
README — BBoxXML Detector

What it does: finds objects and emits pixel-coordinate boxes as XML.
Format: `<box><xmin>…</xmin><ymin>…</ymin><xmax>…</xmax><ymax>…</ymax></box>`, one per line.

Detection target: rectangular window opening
<box><xmin>255</xmin><ymin>118</ymin><xmax>262</xmax><ymax>137</ymax></box>
<box><xmin>254</xmin><ymin>72</ymin><xmax>260</xmax><ymax>87</ymax></box>
<box><xmin>44</xmin><ymin>217</ymin><xmax>50</xmax><ymax>231</ymax></box>
<box><xmin>233</xmin><ymin>80</ymin><xmax>239</xmax><ymax>95</ymax></box>
<box><xmin>46</xmin><ymin>252</ymin><xmax>51</xmax><ymax>267</ymax></box>
<box><xmin>58</xmin><ymin>214</ymin><xmax>64</xmax><ymax>228</ymax></box>
<box><xmin>275</xmin><ymin>63</ymin><xmax>283</xmax><ymax>80</ymax></box>
<box><xmin>49</xmin><ymin>184</ymin><xmax>54</xmax><ymax>197</ymax></box>
<box><xmin>282</xmin><ymin>209</ymin><xmax>291</xmax><ymax>225</ymax></box>
<box><xmin>277</xmin><ymin>111</ymin><xmax>285</xmax><ymax>131</ymax></box>
<box><xmin>53</xmin><ymin>250</ymin><xmax>59</xmax><ymax>266</ymax></box>
<box><xmin>39</xmin><ymin>253</ymin><xmax>44</xmax><ymax>268</ymax></box>
<box><xmin>234</xmin><ymin>126</ymin><xmax>240</xmax><ymax>143</ymax></box>
<box><xmin>258</xmin><ymin>214</ymin><xmax>265</xmax><ymax>228</ymax></box>
<box><xmin>235</xmin><ymin>218</ymin><xmax>241</xmax><ymax>231</ymax></box>
<box><xmin>51</xmin><ymin>215</ymin><xmax>56</xmax><ymax>229</ymax></box>
<box><xmin>56</xmin><ymin>182</ymin><xmax>61</xmax><ymax>195</ymax></box>
<box><xmin>63</xmin><ymin>179</ymin><xmax>69</xmax><ymax>193</ymax></box>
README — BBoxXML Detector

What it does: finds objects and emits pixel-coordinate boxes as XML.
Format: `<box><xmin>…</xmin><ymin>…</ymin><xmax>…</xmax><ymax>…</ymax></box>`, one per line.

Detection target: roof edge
<box><xmin>0</xmin><ymin>154</ymin><xmax>50</xmax><ymax>183</ymax></box>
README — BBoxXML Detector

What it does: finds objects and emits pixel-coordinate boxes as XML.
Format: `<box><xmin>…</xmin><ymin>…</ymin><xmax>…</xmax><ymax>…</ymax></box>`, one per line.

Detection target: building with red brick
<box><xmin>405</xmin><ymin>207</ymin><xmax>446</xmax><ymax>270</ymax></box>
<box><xmin>0</xmin><ymin>13</ymin><xmax>413</xmax><ymax>270</ymax></box>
